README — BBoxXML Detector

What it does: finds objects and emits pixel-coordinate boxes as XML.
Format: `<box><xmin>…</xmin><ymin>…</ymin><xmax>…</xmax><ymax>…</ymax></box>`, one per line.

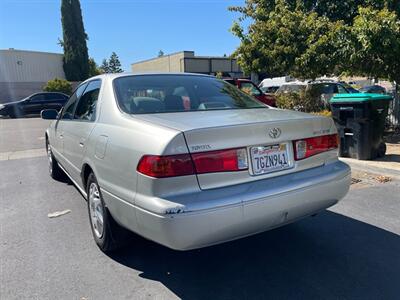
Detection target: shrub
<box><xmin>276</xmin><ymin>88</ymin><xmax>325</xmax><ymax>112</ymax></box>
<box><xmin>43</xmin><ymin>78</ymin><xmax>72</xmax><ymax>95</ymax></box>
<box><xmin>311</xmin><ymin>110</ymin><xmax>332</xmax><ymax>117</ymax></box>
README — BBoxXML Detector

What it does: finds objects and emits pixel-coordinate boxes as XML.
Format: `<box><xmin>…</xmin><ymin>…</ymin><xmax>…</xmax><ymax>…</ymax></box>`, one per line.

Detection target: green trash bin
<box><xmin>330</xmin><ymin>93</ymin><xmax>392</xmax><ymax>160</ymax></box>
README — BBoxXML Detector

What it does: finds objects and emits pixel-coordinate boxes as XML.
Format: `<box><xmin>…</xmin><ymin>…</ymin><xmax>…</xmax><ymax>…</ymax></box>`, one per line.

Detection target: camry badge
<box><xmin>269</xmin><ymin>128</ymin><xmax>281</xmax><ymax>139</ymax></box>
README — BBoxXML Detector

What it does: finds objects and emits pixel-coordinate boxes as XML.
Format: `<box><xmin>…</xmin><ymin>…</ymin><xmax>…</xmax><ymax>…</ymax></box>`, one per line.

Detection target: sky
<box><xmin>0</xmin><ymin>0</ymin><xmax>247</xmax><ymax>71</ymax></box>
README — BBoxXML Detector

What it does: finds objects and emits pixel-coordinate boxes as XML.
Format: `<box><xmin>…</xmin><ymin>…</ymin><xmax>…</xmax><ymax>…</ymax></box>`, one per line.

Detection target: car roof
<box><xmin>92</xmin><ymin>72</ymin><xmax>215</xmax><ymax>81</ymax></box>
<box><xmin>30</xmin><ymin>92</ymin><xmax>69</xmax><ymax>96</ymax></box>
<box><xmin>280</xmin><ymin>81</ymin><xmax>307</xmax><ymax>86</ymax></box>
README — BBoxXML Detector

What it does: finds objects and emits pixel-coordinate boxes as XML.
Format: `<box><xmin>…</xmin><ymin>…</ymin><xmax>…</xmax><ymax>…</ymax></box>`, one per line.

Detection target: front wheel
<box><xmin>46</xmin><ymin>140</ymin><xmax>64</xmax><ymax>180</ymax></box>
<box><xmin>87</xmin><ymin>173</ymin><xmax>129</xmax><ymax>253</ymax></box>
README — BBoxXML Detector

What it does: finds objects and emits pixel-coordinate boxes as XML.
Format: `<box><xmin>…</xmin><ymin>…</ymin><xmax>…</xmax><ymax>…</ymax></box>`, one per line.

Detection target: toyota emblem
<box><xmin>269</xmin><ymin>128</ymin><xmax>281</xmax><ymax>139</ymax></box>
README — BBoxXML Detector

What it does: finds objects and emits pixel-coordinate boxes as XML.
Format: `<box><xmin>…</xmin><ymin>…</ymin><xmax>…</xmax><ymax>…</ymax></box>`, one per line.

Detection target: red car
<box><xmin>223</xmin><ymin>78</ymin><xmax>276</xmax><ymax>107</ymax></box>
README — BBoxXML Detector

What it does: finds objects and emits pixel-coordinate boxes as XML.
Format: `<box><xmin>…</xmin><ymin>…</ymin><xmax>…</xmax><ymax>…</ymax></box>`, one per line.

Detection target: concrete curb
<box><xmin>340</xmin><ymin>157</ymin><xmax>400</xmax><ymax>179</ymax></box>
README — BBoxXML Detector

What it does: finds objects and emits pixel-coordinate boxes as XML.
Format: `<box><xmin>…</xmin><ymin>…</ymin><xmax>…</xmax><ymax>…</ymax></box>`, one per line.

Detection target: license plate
<box><xmin>250</xmin><ymin>144</ymin><xmax>292</xmax><ymax>175</ymax></box>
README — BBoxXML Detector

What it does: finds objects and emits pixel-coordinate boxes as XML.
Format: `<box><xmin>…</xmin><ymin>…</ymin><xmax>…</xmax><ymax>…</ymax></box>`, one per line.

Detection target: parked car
<box><xmin>276</xmin><ymin>81</ymin><xmax>359</xmax><ymax>109</ymax></box>
<box><xmin>310</xmin><ymin>81</ymin><xmax>359</xmax><ymax>94</ymax></box>
<box><xmin>223</xmin><ymin>78</ymin><xmax>276</xmax><ymax>106</ymax></box>
<box><xmin>309</xmin><ymin>81</ymin><xmax>359</xmax><ymax>107</ymax></box>
<box><xmin>260</xmin><ymin>85</ymin><xmax>280</xmax><ymax>94</ymax></box>
<box><xmin>359</xmin><ymin>85</ymin><xmax>387</xmax><ymax>94</ymax></box>
<box><xmin>275</xmin><ymin>82</ymin><xmax>307</xmax><ymax>95</ymax></box>
<box><xmin>43</xmin><ymin>73</ymin><xmax>351</xmax><ymax>252</ymax></box>
<box><xmin>0</xmin><ymin>92</ymin><xmax>69</xmax><ymax>118</ymax></box>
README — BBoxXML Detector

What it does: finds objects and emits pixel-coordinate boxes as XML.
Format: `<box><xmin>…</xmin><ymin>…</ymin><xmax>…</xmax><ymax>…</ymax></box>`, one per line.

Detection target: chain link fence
<box><xmin>387</xmin><ymin>87</ymin><xmax>399</xmax><ymax>131</ymax></box>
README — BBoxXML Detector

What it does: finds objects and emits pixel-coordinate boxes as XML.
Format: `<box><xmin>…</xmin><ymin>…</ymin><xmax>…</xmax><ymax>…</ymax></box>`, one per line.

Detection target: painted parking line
<box><xmin>0</xmin><ymin>148</ymin><xmax>46</xmax><ymax>161</ymax></box>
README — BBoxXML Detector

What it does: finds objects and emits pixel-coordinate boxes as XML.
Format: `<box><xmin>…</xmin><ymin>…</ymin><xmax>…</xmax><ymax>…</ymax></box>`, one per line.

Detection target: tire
<box><xmin>377</xmin><ymin>142</ymin><xmax>386</xmax><ymax>158</ymax></box>
<box><xmin>86</xmin><ymin>173</ymin><xmax>129</xmax><ymax>253</ymax></box>
<box><xmin>46</xmin><ymin>139</ymin><xmax>65</xmax><ymax>180</ymax></box>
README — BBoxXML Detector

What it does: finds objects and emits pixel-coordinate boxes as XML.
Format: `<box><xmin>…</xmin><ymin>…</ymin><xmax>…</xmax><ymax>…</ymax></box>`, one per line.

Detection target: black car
<box><xmin>0</xmin><ymin>92</ymin><xmax>69</xmax><ymax>118</ymax></box>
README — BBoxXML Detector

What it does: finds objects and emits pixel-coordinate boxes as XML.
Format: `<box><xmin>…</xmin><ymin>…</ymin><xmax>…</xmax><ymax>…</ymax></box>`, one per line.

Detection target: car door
<box><xmin>44</xmin><ymin>93</ymin><xmax>64</xmax><ymax>111</ymax></box>
<box><xmin>23</xmin><ymin>94</ymin><xmax>46</xmax><ymax>114</ymax></box>
<box><xmin>62</xmin><ymin>80</ymin><xmax>101</xmax><ymax>183</ymax></box>
<box><xmin>53</xmin><ymin>84</ymin><xmax>88</xmax><ymax>171</ymax></box>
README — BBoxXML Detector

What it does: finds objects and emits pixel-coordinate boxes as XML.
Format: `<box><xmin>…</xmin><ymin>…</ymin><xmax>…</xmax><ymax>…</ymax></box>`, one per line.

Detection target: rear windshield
<box><xmin>113</xmin><ymin>75</ymin><xmax>265</xmax><ymax>114</ymax></box>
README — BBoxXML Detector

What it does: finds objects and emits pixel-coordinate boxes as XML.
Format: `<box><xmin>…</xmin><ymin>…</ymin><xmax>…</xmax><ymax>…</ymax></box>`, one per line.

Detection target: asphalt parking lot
<box><xmin>1</xmin><ymin>118</ymin><xmax>400</xmax><ymax>300</ymax></box>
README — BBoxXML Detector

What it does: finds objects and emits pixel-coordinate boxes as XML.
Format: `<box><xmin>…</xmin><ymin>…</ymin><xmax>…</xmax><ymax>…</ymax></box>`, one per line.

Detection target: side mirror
<box><xmin>41</xmin><ymin>109</ymin><xmax>58</xmax><ymax>120</ymax></box>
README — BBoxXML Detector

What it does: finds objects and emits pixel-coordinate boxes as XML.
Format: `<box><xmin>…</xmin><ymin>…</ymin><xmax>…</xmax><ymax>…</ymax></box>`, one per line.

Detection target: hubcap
<box><xmin>47</xmin><ymin>143</ymin><xmax>52</xmax><ymax>174</ymax></box>
<box><xmin>89</xmin><ymin>183</ymin><xmax>104</xmax><ymax>238</ymax></box>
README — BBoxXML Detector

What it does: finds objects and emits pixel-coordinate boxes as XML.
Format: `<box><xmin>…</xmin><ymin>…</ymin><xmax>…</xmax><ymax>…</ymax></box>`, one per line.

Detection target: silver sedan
<box><xmin>42</xmin><ymin>73</ymin><xmax>351</xmax><ymax>252</ymax></box>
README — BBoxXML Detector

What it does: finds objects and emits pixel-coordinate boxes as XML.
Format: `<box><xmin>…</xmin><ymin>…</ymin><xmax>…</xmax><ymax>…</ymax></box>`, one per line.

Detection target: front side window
<box><xmin>113</xmin><ymin>75</ymin><xmax>265</xmax><ymax>114</ymax></box>
<box><xmin>61</xmin><ymin>83</ymin><xmax>88</xmax><ymax>120</ymax></box>
<box><xmin>337</xmin><ymin>84</ymin><xmax>348</xmax><ymax>94</ymax></box>
<box><xmin>74</xmin><ymin>80</ymin><xmax>101</xmax><ymax>121</ymax></box>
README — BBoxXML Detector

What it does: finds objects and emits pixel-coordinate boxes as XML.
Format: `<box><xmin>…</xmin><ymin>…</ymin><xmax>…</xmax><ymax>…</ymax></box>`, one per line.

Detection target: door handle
<box><xmin>79</xmin><ymin>139</ymin><xmax>85</xmax><ymax>147</ymax></box>
<box><xmin>59</xmin><ymin>134</ymin><xmax>64</xmax><ymax>139</ymax></box>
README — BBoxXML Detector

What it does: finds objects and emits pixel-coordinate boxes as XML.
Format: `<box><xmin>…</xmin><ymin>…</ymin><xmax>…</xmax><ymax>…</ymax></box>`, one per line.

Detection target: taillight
<box><xmin>293</xmin><ymin>134</ymin><xmax>338</xmax><ymax>160</ymax></box>
<box><xmin>137</xmin><ymin>154</ymin><xmax>195</xmax><ymax>178</ymax></box>
<box><xmin>137</xmin><ymin>148</ymin><xmax>248</xmax><ymax>178</ymax></box>
<box><xmin>191</xmin><ymin>148</ymin><xmax>248</xmax><ymax>174</ymax></box>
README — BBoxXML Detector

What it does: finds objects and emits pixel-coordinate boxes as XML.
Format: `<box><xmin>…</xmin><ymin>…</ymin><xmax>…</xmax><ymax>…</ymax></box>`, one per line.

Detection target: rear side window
<box><xmin>45</xmin><ymin>93</ymin><xmax>67</xmax><ymax>100</ymax></box>
<box><xmin>61</xmin><ymin>83</ymin><xmax>88</xmax><ymax>120</ymax></box>
<box><xmin>74</xmin><ymin>80</ymin><xmax>101</xmax><ymax>121</ymax></box>
<box><xmin>113</xmin><ymin>75</ymin><xmax>264</xmax><ymax>114</ymax></box>
<box><xmin>30</xmin><ymin>94</ymin><xmax>47</xmax><ymax>102</ymax></box>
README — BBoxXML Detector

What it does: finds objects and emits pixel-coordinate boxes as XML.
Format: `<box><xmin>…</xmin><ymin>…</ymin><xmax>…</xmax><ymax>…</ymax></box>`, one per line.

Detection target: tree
<box><xmin>60</xmin><ymin>0</ymin><xmax>89</xmax><ymax>81</ymax></box>
<box><xmin>230</xmin><ymin>0</ymin><xmax>400</xmax><ymax>81</ymax></box>
<box><xmin>346</xmin><ymin>7</ymin><xmax>400</xmax><ymax>84</ymax></box>
<box><xmin>158</xmin><ymin>50</ymin><xmax>164</xmax><ymax>57</ymax></box>
<box><xmin>215</xmin><ymin>71</ymin><xmax>224</xmax><ymax>78</ymax></box>
<box><xmin>108</xmin><ymin>52</ymin><xmax>123</xmax><ymax>73</ymax></box>
<box><xmin>100</xmin><ymin>52</ymin><xmax>123</xmax><ymax>73</ymax></box>
<box><xmin>231</xmin><ymin>0</ymin><xmax>342</xmax><ymax>79</ymax></box>
<box><xmin>88</xmin><ymin>58</ymin><xmax>101</xmax><ymax>77</ymax></box>
<box><xmin>43</xmin><ymin>78</ymin><xmax>72</xmax><ymax>95</ymax></box>
<box><xmin>229</xmin><ymin>0</ymin><xmax>400</xmax><ymax>25</ymax></box>
<box><xmin>99</xmin><ymin>59</ymin><xmax>110</xmax><ymax>74</ymax></box>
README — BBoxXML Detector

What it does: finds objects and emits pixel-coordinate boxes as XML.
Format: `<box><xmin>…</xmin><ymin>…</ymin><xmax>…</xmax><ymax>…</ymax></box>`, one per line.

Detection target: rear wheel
<box><xmin>377</xmin><ymin>142</ymin><xmax>386</xmax><ymax>158</ymax></box>
<box><xmin>87</xmin><ymin>173</ymin><xmax>129</xmax><ymax>253</ymax></box>
<box><xmin>46</xmin><ymin>140</ymin><xmax>64</xmax><ymax>180</ymax></box>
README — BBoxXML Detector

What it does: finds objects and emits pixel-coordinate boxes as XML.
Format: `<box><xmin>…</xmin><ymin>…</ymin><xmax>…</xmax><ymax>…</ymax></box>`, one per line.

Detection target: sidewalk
<box><xmin>340</xmin><ymin>136</ymin><xmax>400</xmax><ymax>180</ymax></box>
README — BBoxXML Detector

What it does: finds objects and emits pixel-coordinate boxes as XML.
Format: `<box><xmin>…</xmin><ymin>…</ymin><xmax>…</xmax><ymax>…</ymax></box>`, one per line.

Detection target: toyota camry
<box><xmin>42</xmin><ymin>73</ymin><xmax>351</xmax><ymax>252</ymax></box>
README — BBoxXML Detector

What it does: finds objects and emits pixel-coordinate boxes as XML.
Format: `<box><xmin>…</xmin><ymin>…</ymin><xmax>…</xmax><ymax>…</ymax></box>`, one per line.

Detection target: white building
<box><xmin>0</xmin><ymin>49</ymin><xmax>65</xmax><ymax>102</ymax></box>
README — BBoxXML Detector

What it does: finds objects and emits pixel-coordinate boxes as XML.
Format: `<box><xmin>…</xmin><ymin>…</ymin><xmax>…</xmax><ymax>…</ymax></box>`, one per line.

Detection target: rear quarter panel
<box><xmin>84</xmin><ymin>77</ymin><xmax>189</xmax><ymax>230</ymax></box>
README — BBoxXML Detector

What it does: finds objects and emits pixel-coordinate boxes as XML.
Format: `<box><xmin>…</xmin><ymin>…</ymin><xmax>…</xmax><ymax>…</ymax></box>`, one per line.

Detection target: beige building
<box><xmin>131</xmin><ymin>51</ymin><xmax>243</xmax><ymax>78</ymax></box>
<box><xmin>0</xmin><ymin>49</ymin><xmax>65</xmax><ymax>102</ymax></box>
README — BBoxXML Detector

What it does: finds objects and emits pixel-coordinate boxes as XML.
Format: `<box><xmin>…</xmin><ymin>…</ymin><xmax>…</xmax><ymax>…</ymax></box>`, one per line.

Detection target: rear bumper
<box><xmin>133</xmin><ymin>160</ymin><xmax>351</xmax><ymax>250</ymax></box>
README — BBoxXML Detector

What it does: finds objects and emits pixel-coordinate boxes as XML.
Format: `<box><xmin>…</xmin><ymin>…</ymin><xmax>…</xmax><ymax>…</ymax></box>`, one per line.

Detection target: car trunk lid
<box><xmin>134</xmin><ymin>108</ymin><xmax>336</xmax><ymax>189</ymax></box>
